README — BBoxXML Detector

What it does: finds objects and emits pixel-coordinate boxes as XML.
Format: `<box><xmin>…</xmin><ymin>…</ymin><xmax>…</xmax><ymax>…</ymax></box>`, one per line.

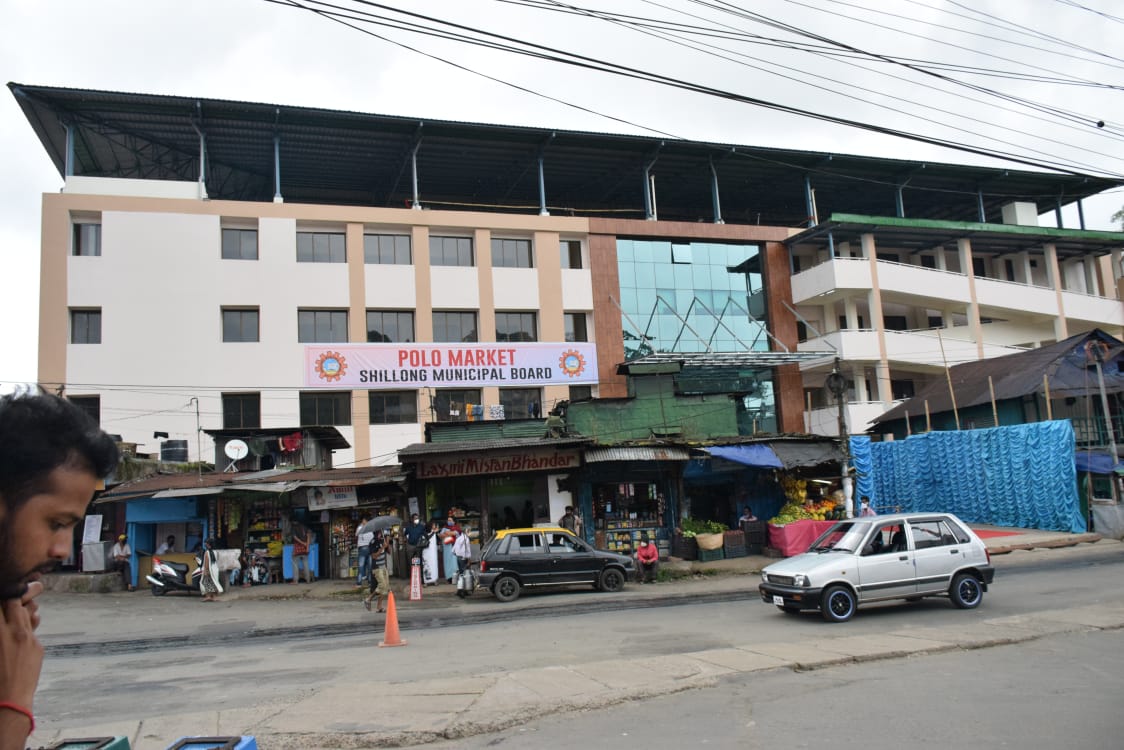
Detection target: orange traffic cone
<box><xmin>378</xmin><ymin>591</ymin><xmax>407</xmax><ymax>647</ymax></box>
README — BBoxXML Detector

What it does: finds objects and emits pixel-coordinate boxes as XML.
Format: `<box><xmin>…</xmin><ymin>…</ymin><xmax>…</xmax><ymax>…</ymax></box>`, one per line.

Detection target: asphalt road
<box><xmin>419</xmin><ymin>628</ymin><xmax>1124</xmax><ymax>749</ymax></box>
<box><xmin>34</xmin><ymin>543</ymin><xmax>1124</xmax><ymax>737</ymax></box>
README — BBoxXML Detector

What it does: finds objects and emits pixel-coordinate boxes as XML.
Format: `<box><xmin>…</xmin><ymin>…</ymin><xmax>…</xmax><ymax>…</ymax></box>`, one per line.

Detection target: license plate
<box><xmin>772</xmin><ymin>595</ymin><xmax>784</xmax><ymax>606</ymax></box>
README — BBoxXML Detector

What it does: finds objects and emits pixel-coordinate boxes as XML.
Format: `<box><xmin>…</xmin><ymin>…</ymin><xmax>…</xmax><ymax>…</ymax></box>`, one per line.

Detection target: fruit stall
<box><xmin>766</xmin><ymin>476</ymin><xmax>845</xmax><ymax>556</ymax></box>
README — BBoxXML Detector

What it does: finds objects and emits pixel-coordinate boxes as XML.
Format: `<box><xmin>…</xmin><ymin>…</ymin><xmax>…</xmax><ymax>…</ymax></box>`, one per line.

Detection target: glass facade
<box><xmin>617</xmin><ymin>238</ymin><xmax>776</xmax><ymax>432</ymax></box>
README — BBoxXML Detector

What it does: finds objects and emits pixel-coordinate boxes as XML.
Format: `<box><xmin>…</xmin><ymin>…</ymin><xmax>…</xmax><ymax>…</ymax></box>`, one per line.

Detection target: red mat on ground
<box><xmin>973</xmin><ymin>529</ymin><xmax>1021</xmax><ymax>539</ymax></box>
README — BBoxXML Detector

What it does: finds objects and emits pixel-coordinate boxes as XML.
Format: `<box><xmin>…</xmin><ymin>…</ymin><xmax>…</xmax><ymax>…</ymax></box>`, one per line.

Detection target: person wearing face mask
<box><xmin>0</xmin><ymin>391</ymin><xmax>118</xmax><ymax>750</ymax></box>
<box><xmin>439</xmin><ymin>512</ymin><xmax>462</xmax><ymax>585</ymax></box>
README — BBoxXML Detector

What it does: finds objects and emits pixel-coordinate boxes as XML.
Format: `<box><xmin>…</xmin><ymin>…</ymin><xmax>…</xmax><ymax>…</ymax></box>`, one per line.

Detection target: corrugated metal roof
<box><xmin>10</xmin><ymin>82</ymin><xmax>1119</xmax><ymax>225</ymax></box>
<box><xmin>584</xmin><ymin>447</ymin><xmax>691</xmax><ymax>462</ymax></box>
<box><xmin>398</xmin><ymin>437</ymin><xmax>590</xmax><ymax>459</ymax></box>
<box><xmin>872</xmin><ymin>329</ymin><xmax>1124</xmax><ymax>426</ymax></box>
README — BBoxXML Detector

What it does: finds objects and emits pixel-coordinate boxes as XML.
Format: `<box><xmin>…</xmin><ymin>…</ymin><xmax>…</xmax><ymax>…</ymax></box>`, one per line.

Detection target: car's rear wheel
<box><xmin>949</xmin><ymin>572</ymin><xmax>983</xmax><ymax>609</ymax></box>
<box><xmin>493</xmin><ymin>575</ymin><xmax>521</xmax><ymax>603</ymax></box>
<box><xmin>599</xmin><ymin>568</ymin><xmax>625</xmax><ymax>593</ymax></box>
<box><xmin>821</xmin><ymin>585</ymin><xmax>856</xmax><ymax>623</ymax></box>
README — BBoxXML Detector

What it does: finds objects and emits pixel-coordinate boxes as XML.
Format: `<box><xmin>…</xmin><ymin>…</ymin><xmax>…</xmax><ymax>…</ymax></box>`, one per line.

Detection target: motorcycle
<box><xmin>146</xmin><ymin>554</ymin><xmax>203</xmax><ymax>596</ymax></box>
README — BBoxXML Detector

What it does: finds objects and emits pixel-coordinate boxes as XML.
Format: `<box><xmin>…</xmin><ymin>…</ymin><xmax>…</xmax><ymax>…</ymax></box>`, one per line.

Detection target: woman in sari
<box><xmin>422</xmin><ymin>519</ymin><xmax>440</xmax><ymax>586</ymax></box>
<box><xmin>200</xmin><ymin>538</ymin><xmax>223</xmax><ymax>602</ymax></box>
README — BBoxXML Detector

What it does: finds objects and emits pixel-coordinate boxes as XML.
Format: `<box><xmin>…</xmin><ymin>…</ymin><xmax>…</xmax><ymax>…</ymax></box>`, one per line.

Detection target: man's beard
<box><xmin>0</xmin><ymin>524</ymin><xmax>58</xmax><ymax>598</ymax></box>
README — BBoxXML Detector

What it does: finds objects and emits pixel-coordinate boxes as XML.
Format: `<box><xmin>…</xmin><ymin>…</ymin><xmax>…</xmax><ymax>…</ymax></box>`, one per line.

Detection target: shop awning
<box><xmin>150</xmin><ymin>487</ymin><xmax>225</xmax><ymax>499</ymax></box>
<box><xmin>1076</xmin><ymin>451</ymin><xmax>1123</xmax><ymax>475</ymax></box>
<box><xmin>704</xmin><ymin>444</ymin><xmax>784</xmax><ymax>469</ymax></box>
<box><xmin>769</xmin><ymin>440</ymin><xmax>843</xmax><ymax>469</ymax></box>
<box><xmin>584</xmin><ymin>447</ymin><xmax>691</xmax><ymax>463</ymax></box>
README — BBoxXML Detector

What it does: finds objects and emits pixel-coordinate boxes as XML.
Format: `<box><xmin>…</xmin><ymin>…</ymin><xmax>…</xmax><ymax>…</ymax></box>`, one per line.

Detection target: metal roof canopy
<box><xmin>619</xmin><ymin>351</ymin><xmax>831</xmax><ymax>372</ymax></box>
<box><xmin>203</xmin><ymin>426</ymin><xmax>350</xmax><ymax>451</ymax></box>
<box><xmin>787</xmin><ymin>214</ymin><xmax>1124</xmax><ymax>258</ymax></box>
<box><xmin>10</xmin><ymin>83</ymin><xmax>1119</xmax><ymax>226</ymax></box>
<box><xmin>397</xmin><ymin>436</ymin><xmax>590</xmax><ymax>460</ymax></box>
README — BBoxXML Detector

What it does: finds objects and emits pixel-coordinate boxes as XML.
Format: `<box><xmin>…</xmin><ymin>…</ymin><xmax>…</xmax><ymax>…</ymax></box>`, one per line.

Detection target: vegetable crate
<box><xmin>723</xmin><ymin>530</ymin><xmax>747</xmax><ymax>558</ymax></box>
<box><xmin>672</xmin><ymin>536</ymin><xmax>698</xmax><ymax>560</ymax></box>
<box><xmin>697</xmin><ymin>547</ymin><xmax>725</xmax><ymax>563</ymax></box>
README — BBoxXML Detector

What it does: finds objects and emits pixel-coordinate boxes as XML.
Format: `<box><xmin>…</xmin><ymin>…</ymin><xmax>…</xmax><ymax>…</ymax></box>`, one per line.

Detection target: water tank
<box><xmin>160</xmin><ymin>439</ymin><xmax>189</xmax><ymax>462</ymax></box>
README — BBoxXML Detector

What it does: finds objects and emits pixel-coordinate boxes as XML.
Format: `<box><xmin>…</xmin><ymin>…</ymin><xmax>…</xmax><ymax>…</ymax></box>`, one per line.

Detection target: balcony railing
<box><xmin>1069</xmin><ymin>415</ymin><xmax>1124</xmax><ymax>450</ymax></box>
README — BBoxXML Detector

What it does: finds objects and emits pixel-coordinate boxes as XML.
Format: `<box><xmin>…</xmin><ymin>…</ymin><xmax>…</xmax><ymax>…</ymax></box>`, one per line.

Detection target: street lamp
<box><xmin>824</xmin><ymin>357</ymin><xmax>853</xmax><ymax>518</ymax></box>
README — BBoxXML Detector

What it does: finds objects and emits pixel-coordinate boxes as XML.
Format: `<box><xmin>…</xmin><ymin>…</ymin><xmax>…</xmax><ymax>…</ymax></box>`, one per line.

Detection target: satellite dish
<box><xmin>225</xmin><ymin>439</ymin><xmax>249</xmax><ymax>460</ymax></box>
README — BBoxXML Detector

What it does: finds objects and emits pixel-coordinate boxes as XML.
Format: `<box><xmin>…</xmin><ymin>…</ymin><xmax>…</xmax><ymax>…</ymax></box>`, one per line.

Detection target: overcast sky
<box><xmin>2</xmin><ymin>0</ymin><xmax>1122</xmax><ymax>390</ymax></box>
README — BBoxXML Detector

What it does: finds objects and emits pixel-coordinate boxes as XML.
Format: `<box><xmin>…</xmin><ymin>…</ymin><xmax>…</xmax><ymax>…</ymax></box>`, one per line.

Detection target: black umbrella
<box><xmin>359</xmin><ymin>515</ymin><xmax>402</xmax><ymax>535</ymax></box>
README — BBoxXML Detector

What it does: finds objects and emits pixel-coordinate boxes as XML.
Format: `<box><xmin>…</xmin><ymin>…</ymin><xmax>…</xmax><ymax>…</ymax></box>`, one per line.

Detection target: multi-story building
<box><xmin>12</xmin><ymin>83</ymin><xmax>1122</xmax><ymax>466</ymax></box>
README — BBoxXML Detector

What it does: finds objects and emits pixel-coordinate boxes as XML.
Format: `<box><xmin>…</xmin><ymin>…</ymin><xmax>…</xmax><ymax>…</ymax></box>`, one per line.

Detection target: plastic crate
<box><xmin>672</xmin><ymin>536</ymin><xmax>698</xmax><ymax>560</ymax></box>
<box><xmin>697</xmin><ymin>547</ymin><xmax>725</xmax><ymax>563</ymax></box>
<box><xmin>724</xmin><ymin>542</ymin><xmax>747</xmax><ymax>558</ymax></box>
<box><xmin>165</xmin><ymin>738</ymin><xmax>257</xmax><ymax>750</ymax></box>
<box><xmin>47</xmin><ymin>740</ymin><xmax>131</xmax><ymax>750</ymax></box>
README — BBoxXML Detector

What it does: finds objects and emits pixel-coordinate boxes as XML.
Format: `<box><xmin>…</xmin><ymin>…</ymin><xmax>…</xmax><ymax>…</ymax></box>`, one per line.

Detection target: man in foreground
<box><xmin>0</xmin><ymin>391</ymin><xmax>118</xmax><ymax>750</ymax></box>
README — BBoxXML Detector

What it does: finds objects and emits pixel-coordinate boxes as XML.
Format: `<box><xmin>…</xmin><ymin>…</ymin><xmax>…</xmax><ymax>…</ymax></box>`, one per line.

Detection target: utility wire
<box><xmin>264</xmin><ymin>0</ymin><xmax>1124</xmax><ymax>178</ymax></box>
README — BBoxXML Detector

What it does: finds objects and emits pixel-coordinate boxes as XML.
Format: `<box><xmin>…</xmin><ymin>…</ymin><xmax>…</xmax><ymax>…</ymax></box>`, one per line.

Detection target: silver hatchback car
<box><xmin>758</xmin><ymin>512</ymin><xmax>995</xmax><ymax>623</ymax></box>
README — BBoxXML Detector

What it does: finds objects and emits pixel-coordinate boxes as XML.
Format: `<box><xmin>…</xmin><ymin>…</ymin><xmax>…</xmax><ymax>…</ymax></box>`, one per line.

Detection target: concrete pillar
<box><xmin>852</xmin><ymin>365</ymin><xmax>869</xmax><ymax>401</ymax></box>
<box><xmin>837</xmin><ymin>241</ymin><xmax>851</xmax><ymax>258</ymax></box>
<box><xmin>935</xmin><ymin>247</ymin><xmax>948</xmax><ymax>271</ymax></box>
<box><xmin>957</xmin><ymin>237</ymin><xmax>985</xmax><ymax>358</ymax></box>
<box><xmin>861</xmin><ymin>233</ymin><xmax>893</xmax><ymax>405</ymax></box>
<box><xmin>822</xmin><ymin>303</ymin><xmax>837</xmax><ymax>333</ymax></box>
<box><xmin>844</xmin><ymin>297</ymin><xmax>859</xmax><ymax>330</ymax></box>
<box><xmin>1084</xmin><ymin>257</ymin><xmax>1099</xmax><ymax>296</ymax></box>
<box><xmin>1044</xmin><ymin>243</ymin><xmax>1068</xmax><ymax>340</ymax></box>
<box><xmin>1018</xmin><ymin>251</ymin><xmax>1032</xmax><ymax>285</ymax></box>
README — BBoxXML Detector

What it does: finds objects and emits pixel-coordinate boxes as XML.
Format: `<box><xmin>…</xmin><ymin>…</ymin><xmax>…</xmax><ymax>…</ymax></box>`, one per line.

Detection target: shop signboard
<box><xmin>417</xmin><ymin>449</ymin><xmax>581</xmax><ymax>479</ymax></box>
<box><xmin>304</xmin><ymin>342</ymin><xmax>598</xmax><ymax>389</ymax></box>
<box><xmin>307</xmin><ymin>485</ymin><xmax>358</xmax><ymax>510</ymax></box>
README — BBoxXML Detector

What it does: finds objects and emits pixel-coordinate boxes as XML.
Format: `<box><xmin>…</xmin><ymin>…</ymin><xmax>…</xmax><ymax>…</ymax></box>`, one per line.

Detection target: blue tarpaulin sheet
<box><xmin>850</xmin><ymin>421</ymin><xmax>1084</xmax><ymax>533</ymax></box>
<box><xmin>1074</xmin><ymin>451</ymin><xmax>1120</xmax><ymax>474</ymax></box>
<box><xmin>704</xmin><ymin>444</ymin><xmax>784</xmax><ymax>469</ymax></box>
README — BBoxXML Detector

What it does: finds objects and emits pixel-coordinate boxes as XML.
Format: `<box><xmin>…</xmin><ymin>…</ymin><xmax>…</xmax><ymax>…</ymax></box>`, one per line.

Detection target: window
<box><xmin>298</xmin><ymin>310</ymin><xmax>349</xmax><ymax>343</ymax></box>
<box><xmin>569</xmin><ymin>385</ymin><xmax>592</xmax><ymax>401</ymax></box>
<box><xmin>891</xmin><ymin>379</ymin><xmax>915</xmax><ymax>400</ymax></box>
<box><xmin>366</xmin><ymin>311</ymin><xmax>415</xmax><ymax>343</ymax></box>
<box><xmin>564</xmin><ymin>313</ymin><xmax>588</xmax><ymax>342</ymax></box>
<box><xmin>920</xmin><ymin>254</ymin><xmax>936</xmax><ymax>269</ymax></box>
<box><xmin>221</xmin><ymin>228</ymin><xmax>258</xmax><ymax>260</ymax></box>
<box><xmin>222</xmin><ymin>308</ymin><xmax>260</xmax><ymax>342</ymax></box>
<box><xmin>883</xmin><ymin>315</ymin><xmax>908</xmax><ymax>331</ymax></box>
<box><xmin>222</xmin><ymin>393</ymin><xmax>261</xmax><ymax>429</ymax></box>
<box><xmin>433</xmin><ymin>389</ymin><xmax>481</xmax><ymax>422</ymax></box>
<box><xmin>501</xmin><ymin>388</ymin><xmax>542</xmax><ymax>419</ymax></box>
<box><xmin>297</xmin><ymin>231</ymin><xmax>346</xmax><ymax>263</ymax></box>
<box><xmin>364</xmin><ymin>234</ymin><xmax>411</xmax><ymax>264</ymax></box>
<box><xmin>73</xmin><ymin>223</ymin><xmax>101</xmax><ymax>257</ymax></box>
<box><xmin>496</xmin><ymin>312</ymin><xmax>537</xmax><ymax>342</ymax></box>
<box><xmin>429</xmin><ymin>236</ymin><xmax>474</xmax><ymax>267</ymax></box>
<box><xmin>508</xmin><ymin>533</ymin><xmax>543</xmax><ymax>554</ymax></box>
<box><xmin>70</xmin><ymin>309</ymin><xmax>101</xmax><ymax>344</ymax></box>
<box><xmin>561</xmin><ymin>240</ymin><xmax>583</xmax><ymax>269</ymax></box>
<box><xmin>672</xmin><ymin>243</ymin><xmax>692</xmax><ymax>264</ymax></box>
<box><xmin>432</xmin><ymin>312</ymin><xmax>478</xmax><ymax>343</ymax></box>
<box><xmin>972</xmin><ymin>257</ymin><xmax>987</xmax><ymax>278</ymax></box>
<box><xmin>299</xmin><ymin>391</ymin><xmax>351</xmax><ymax>426</ymax></box>
<box><xmin>68</xmin><ymin>396</ymin><xmax>100</xmax><ymax>424</ymax></box>
<box><xmin>491</xmin><ymin>238</ymin><xmax>533</xmax><ymax>268</ymax></box>
<box><xmin>369</xmin><ymin>391</ymin><xmax>418</xmax><ymax>424</ymax></box>
<box><xmin>910</xmin><ymin>520</ymin><xmax>955</xmax><ymax>550</ymax></box>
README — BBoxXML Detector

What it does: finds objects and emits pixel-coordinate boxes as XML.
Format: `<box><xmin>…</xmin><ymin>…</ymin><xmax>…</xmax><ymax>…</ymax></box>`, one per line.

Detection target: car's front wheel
<box><xmin>821</xmin><ymin>584</ymin><xmax>857</xmax><ymax>623</ymax></box>
<box><xmin>599</xmin><ymin>568</ymin><xmax>626</xmax><ymax>593</ymax></box>
<box><xmin>493</xmin><ymin>575</ymin><xmax>521</xmax><ymax>603</ymax></box>
<box><xmin>949</xmin><ymin>572</ymin><xmax>983</xmax><ymax>609</ymax></box>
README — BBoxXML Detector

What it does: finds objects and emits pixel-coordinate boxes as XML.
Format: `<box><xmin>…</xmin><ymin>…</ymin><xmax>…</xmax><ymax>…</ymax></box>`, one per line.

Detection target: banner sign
<box><xmin>307</xmin><ymin>485</ymin><xmax>358</xmax><ymax>510</ymax></box>
<box><xmin>304</xmin><ymin>342</ymin><xmax>598</xmax><ymax>389</ymax></box>
<box><xmin>416</xmin><ymin>449</ymin><xmax>581</xmax><ymax>478</ymax></box>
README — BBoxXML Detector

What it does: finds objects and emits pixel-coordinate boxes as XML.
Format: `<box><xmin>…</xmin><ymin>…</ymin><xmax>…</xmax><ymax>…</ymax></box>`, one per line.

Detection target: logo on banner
<box><xmin>558</xmin><ymin>349</ymin><xmax>587</xmax><ymax>378</ymax></box>
<box><xmin>315</xmin><ymin>351</ymin><xmax>348</xmax><ymax>382</ymax></box>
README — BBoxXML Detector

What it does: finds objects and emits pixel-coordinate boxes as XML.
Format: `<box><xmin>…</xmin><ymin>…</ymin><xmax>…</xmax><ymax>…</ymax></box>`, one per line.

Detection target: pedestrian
<box><xmin>356</xmin><ymin>516</ymin><xmax>373</xmax><ymax>587</ymax></box>
<box><xmin>636</xmin><ymin>539</ymin><xmax>659</xmax><ymax>583</ymax></box>
<box><xmin>860</xmin><ymin>496</ymin><xmax>877</xmax><ymax>517</ymax></box>
<box><xmin>199</xmin><ymin>538</ymin><xmax>223</xmax><ymax>602</ymax></box>
<box><xmin>739</xmin><ymin>506</ymin><xmax>757</xmax><ymax>523</ymax></box>
<box><xmin>440</xmin><ymin>512</ymin><xmax>461</xmax><ymax>584</ymax></box>
<box><xmin>0</xmin><ymin>391</ymin><xmax>117</xmax><ymax>749</ymax></box>
<box><xmin>403</xmin><ymin>512</ymin><xmax>427</xmax><ymax>558</ymax></box>
<box><xmin>453</xmin><ymin>524</ymin><xmax>473</xmax><ymax>598</ymax></box>
<box><xmin>110</xmin><ymin>533</ymin><xmax>135</xmax><ymax>591</ymax></box>
<box><xmin>422</xmin><ymin>519</ymin><xmax>440</xmax><ymax>586</ymax></box>
<box><xmin>363</xmin><ymin>528</ymin><xmax>391</xmax><ymax>613</ymax></box>
<box><xmin>291</xmin><ymin>524</ymin><xmax>313</xmax><ymax>583</ymax></box>
<box><xmin>557</xmin><ymin>505</ymin><xmax>582</xmax><ymax>536</ymax></box>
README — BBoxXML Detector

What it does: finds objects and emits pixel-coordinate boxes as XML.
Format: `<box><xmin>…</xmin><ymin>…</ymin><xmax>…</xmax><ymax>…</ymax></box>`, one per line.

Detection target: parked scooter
<box><xmin>147</xmin><ymin>554</ymin><xmax>202</xmax><ymax>596</ymax></box>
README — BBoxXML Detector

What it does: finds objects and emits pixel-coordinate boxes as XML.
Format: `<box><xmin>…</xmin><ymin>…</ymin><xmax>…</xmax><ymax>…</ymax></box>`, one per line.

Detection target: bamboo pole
<box><xmin>805</xmin><ymin>390</ymin><xmax>813</xmax><ymax>433</ymax></box>
<box><xmin>936</xmin><ymin>329</ymin><xmax>961</xmax><ymax>430</ymax></box>
<box><xmin>925</xmin><ymin>400</ymin><xmax>932</xmax><ymax>432</ymax></box>
<box><xmin>905</xmin><ymin>410</ymin><xmax>912</xmax><ymax>436</ymax></box>
<box><xmin>988</xmin><ymin>375</ymin><xmax>999</xmax><ymax>427</ymax></box>
<box><xmin>1043</xmin><ymin>373</ymin><xmax>1053</xmax><ymax>420</ymax></box>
